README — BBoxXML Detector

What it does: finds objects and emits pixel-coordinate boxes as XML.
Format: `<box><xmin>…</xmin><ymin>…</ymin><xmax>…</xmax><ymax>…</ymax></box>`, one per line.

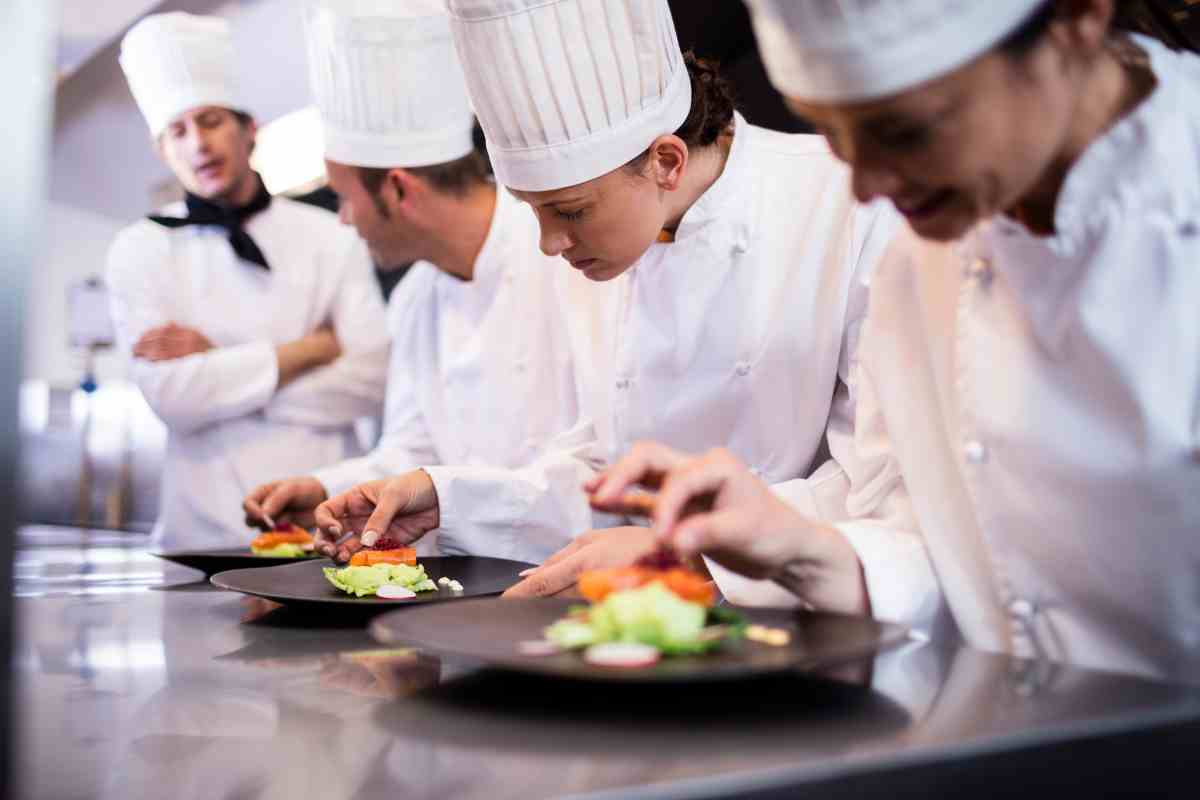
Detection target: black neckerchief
<box><xmin>148</xmin><ymin>175</ymin><xmax>273</xmax><ymax>269</ymax></box>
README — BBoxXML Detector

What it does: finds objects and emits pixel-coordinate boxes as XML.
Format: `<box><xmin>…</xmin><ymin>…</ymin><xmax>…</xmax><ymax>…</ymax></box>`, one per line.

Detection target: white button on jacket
<box><xmin>107</xmin><ymin>196</ymin><xmax>390</xmax><ymax>548</ymax></box>
<box><xmin>837</xmin><ymin>36</ymin><xmax>1200</xmax><ymax>684</ymax></box>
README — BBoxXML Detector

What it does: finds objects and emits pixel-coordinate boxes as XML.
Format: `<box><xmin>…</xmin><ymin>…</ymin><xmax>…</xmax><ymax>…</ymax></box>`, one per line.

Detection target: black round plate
<box><xmin>152</xmin><ymin>547</ymin><xmax>320</xmax><ymax>576</ymax></box>
<box><xmin>370</xmin><ymin>597</ymin><xmax>909</xmax><ymax>683</ymax></box>
<box><xmin>210</xmin><ymin>556</ymin><xmax>535</xmax><ymax>608</ymax></box>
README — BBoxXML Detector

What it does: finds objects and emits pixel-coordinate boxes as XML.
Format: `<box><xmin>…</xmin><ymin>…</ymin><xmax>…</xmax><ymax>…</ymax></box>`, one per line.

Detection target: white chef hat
<box><xmin>744</xmin><ymin>0</ymin><xmax>1048</xmax><ymax>103</ymax></box>
<box><xmin>303</xmin><ymin>0</ymin><xmax>475</xmax><ymax>169</ymax></box>
<box><xmin>445</xmin><ymin>0</ymin><xmax>691</xmax><ymax>192</ymax></box>
<box><xmin>119</xmin><ymin>12</ymin><xmax>244</xmax><ymax>137</ymax></box>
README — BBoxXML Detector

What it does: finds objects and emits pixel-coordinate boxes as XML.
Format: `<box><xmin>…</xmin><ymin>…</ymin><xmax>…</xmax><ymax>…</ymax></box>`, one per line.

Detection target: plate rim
<box><xmin>369</xmin><ymin>596</ymin><xmax>910</xmax><ymax>683</ymax></box>
<box><xmin>210</xmin><ymin>555</ymin><xmax>536</xmax><ymax>607</ymax></box>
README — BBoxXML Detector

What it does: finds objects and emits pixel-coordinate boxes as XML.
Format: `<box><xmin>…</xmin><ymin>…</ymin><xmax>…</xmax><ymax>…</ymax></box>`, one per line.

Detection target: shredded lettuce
<box><xmin>545</xmin><ymin>581</ymin><xmax>738</xmax><ymax>655</ymax></box>
<box><xmin>250</xmin><ymin>543</ymin><xmax>314</xmax><ymax>558</ymax></box>
<box><xmin>323</xmin><ymin>563</ymin><xmax>437</xmax><ymax>598</ymax></box>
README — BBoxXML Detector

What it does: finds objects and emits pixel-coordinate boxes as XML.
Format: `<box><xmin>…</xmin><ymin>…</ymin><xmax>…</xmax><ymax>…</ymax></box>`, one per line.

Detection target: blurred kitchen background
<box><xmin>27</xmin><ymin>0</ymin><xmax>1200</xmax><ymax>534</ymax></box>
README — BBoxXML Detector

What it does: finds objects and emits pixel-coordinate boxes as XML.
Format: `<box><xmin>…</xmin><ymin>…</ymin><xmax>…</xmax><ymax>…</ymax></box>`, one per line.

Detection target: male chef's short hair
<box><xmin>354</xmin><ymin>147</ymin><xmax>491</xmax><ymax>213</ymax></box>
<box><xmin>623</xmin><ymin>53</ymin><xmax>736</xmax><ymax>175</ymax></box>
<box><xmin>998</xmin><ymin>1</ymin><xmax>1055</xmax><ymax>57</ymax></box>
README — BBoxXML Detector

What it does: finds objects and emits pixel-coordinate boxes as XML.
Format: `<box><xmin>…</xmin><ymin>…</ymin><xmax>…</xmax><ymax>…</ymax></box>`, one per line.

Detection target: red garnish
<box><xmin>367</xmin><ymin>534</ymin><xmax>406</xmax><ymax>551</ymax></box>
<box><xmin>634</xmin><ymin>546</ymin><xmax>683</xmax><ymax>571</ymax></box>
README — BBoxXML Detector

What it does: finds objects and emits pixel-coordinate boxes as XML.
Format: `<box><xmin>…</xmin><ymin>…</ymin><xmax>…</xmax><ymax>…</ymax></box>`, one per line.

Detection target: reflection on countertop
<box><xmin>12</xmin><ymin>526</ymin><xmax>1200</xmax><ymax>800</ymax></box>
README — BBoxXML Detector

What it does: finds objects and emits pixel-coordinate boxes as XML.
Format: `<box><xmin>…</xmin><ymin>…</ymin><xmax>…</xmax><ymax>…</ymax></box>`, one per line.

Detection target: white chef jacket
<box><xmin>107</xmin><ymin>195</ymin><xmax>390</xmax><ymax>548</ymax></box>
<box><xmin>311</xmin><ymin>187</ymin><xmax>589</xmax><ymax>562</ymax></box>
<box><xmin>425</xmin><ymin>113</ymin><xmax>900</xmax><ymax>571</ymax></box>
<box><xmin>839</xmin><ymin>36</ymin><xmax>1200</xmax><ymax>683</ymax></box>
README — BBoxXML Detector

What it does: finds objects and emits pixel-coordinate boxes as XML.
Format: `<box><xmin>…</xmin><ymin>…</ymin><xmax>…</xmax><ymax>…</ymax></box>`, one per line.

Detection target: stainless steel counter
<box><xmin>13</xmin><ymin>528</ymin><xmax>1200</xmax><ymax>799</ymax></box>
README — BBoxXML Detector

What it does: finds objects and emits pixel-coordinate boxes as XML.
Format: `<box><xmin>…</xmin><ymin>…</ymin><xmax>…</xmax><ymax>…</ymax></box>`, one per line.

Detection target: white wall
<box><xmin>26</xmin><ymin>204</ymin><xmax>127</xmax><ymax>386</ymax></box>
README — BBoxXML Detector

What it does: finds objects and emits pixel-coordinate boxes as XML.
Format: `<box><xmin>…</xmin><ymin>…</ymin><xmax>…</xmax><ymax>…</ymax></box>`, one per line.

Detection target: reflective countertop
<box><xmin>13</xmin><ymin>528</ymin><xmax>1200</xmax><ymax>799</ymax></box>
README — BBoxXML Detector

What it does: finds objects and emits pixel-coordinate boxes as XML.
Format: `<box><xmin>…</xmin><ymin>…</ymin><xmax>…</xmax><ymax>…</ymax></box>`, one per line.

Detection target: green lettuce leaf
<box><xmin>545</xmin><ymin>581</ymin><xmax>740</xmax><ymax>655</ymax></box>
<box><xmin>323</xmin><ymin>563</ymin><xmax>437</xmax><ymax>598</ymax></box>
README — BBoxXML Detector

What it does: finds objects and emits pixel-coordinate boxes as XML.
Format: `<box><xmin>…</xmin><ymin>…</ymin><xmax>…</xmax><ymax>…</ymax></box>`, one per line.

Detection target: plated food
<box><xmin>323</xmin><ymin>540</ymin><xmax>462</xmax><ymax>599</ymax></box>
<box><xmin>536</xmin><ymin>550</ymin><xmax>745</xmax><ymax>667</ymax></box>
<box><xmin>249</xmin><ymin>523</ymin><xmax>318</xmax><ymax>557</ymax></box>
<box><xmin>213</xmin><ymin>556</ymin><xmax>526</xmax><ymax>608</ymax></box>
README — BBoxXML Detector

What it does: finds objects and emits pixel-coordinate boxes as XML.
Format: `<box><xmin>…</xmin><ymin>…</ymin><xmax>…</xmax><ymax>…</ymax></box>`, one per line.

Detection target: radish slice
<box><xmin>517</xmin><ymin>640</ymin><xmax>562</xmax><ymax>657</ymax></box>
<box><xmin>376</xmin><ymin>585</ymin><xmax>416</xmax><ymax>600</ymax></box>
<box><xmin>583</xmin><ymin>642</ymin><xmax>660</xmax><ymax>668</ymax></box>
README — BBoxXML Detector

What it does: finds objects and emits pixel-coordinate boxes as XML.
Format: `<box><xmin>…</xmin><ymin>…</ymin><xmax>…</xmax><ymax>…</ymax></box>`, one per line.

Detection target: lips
<box><xmin>568</xmin><ymin>258</ymin><xmax>598</xmax><ymax>270</ymax></box>
<box><xmin>195</xmin><ymin>159</ymin><xmax>224</xmax><ymax>180</ymax></box>
<box><xmin>894</xmin><ymin>189</ymin><xmax>953</xmax><ymax>221</ymax></box>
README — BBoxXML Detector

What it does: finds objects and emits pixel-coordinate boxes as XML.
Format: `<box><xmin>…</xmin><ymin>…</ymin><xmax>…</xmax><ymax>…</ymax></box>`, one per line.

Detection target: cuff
<box><xmin>837</xmin><ymin>519</ymin><xmax>941</xmax><ymax>634</ymax></box>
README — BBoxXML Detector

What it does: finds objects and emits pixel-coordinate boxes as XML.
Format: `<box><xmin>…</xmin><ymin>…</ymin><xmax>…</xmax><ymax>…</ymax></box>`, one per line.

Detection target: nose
<box><xmin>849</xmin><ymin>162</ymin><xmax>904</xmax><ymax>205</ymax></box>
<box><xmin>538</xmin><ymin>219</ymin><xmax>573</xmax><ymax>258</ymax></box>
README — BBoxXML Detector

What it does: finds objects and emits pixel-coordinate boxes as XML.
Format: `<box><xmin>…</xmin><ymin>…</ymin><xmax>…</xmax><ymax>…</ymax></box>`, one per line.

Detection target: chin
<box><xmin>906</xmin><ymin>208</ymin><xmax>976</xmax><ymax>243</ymax></box>
<box><xmin>584</xmin><ymin>260</ymin><xmax>632</xmax><ymax>282</ymax></box>
<box><xmin>193</xmin><ymin>179</ymin><xmax>234</xmax><ymax>202</ymax></box>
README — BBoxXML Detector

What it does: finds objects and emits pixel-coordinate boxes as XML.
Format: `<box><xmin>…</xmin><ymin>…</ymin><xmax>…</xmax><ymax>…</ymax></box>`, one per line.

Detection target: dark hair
<box><xmin>355</xmin><ymin>148</ymin><xmax>492</xmax><ymax>215</ymax></box>
<box><xmin>231</xmin><ymin>109</ymin><xmax>255</xmax><ymax>128</ymax></box>
<box><xmin>624</xmin><ymin>51</ymin><xmax>736</xmax><ymax>174</ymax></box>
<box><xmin>999</xmin><ymin>1</ymin><xmax>1057</xmax><ymax>56</ymax></box>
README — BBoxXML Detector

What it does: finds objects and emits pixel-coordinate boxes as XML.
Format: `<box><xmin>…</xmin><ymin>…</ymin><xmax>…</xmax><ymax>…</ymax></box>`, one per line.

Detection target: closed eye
<box><xmin>554</xmin><ymin>208</ymin><xmax>585</xmax><ymax>222</ymax></box>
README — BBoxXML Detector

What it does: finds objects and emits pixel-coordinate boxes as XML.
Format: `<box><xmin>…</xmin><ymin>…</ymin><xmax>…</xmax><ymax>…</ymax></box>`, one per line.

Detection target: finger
<box><xmin>361</xmin><ymin>486</ymin><xmax>407</xmax><ymax>548</ymax></box>
<box><xmin>243</xmin><ymin>499</ymin><xmax>270</xmax><ymax>530</ymax></box>
<box><xmin>260</xmin><ymin>484</ymin><xmax>297</xmax><ymax>520</ymax></box>
<box><xmin>502</xmin><ymin>552</ymin><xmax>587</xmax><ymax>598</ymax></box>
<box><xmin>314</xmin><ymin>495</ymin><xmax>349</xmax><ymax>541</ymax></box>
<box><xmin>667</xmin><ymin>509</ymin><xmax>745</xmax><ymax>564</ymax></box>
<box><xmin>581</xmin><ymin>470</ymin><xmax>607</xmax><ymax>494</ymax></box>
<box><xmin>652</xmin><ymin>456</ymin><xmax>728</xmax><ymax>540</ymax></box>
<box><xmin>589</xmin><ymin>491</ymin><xmax>658</xmax><ymax>518</ymax></box>
<box><xmin>335</xmin><ymin>534</ymin><xmax>362</xmax><ymax>564</ymax></box>
<box><xmin>535</xmin><ymin>537</ymin><xmax>588</xmax><ymax>571</ymax></box>
<box><xmin>591</xmin><ymin>441</ymin><xmax>685</xmax><ymax>504</ymax></box>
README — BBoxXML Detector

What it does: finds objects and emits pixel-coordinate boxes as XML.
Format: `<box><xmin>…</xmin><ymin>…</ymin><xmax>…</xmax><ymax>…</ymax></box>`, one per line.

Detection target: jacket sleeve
<box><xmin>106</xmin><ymin>224</ymin><xmax>279</xmax><ymax>436</ymax></box>
<box><xmin>262</xmin><ymin>234</ymin><xmax>390</xmax><ymax>428</ymax></box>
<box><xmin>311</xmin><ymin>279</ymin><xmax>439</xmax><ymax>496</ymax></box>
<box><xmin>421</xmin><ymin>418</ymin><xmax>614</xmax><ymax>563</ymax></box>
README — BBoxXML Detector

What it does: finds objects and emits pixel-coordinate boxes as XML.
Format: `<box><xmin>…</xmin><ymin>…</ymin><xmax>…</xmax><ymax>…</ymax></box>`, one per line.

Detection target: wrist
<box><xmin>770</xmin><ymin>523</ymin><xmax>869</xmax><ymax>616</ymax></box>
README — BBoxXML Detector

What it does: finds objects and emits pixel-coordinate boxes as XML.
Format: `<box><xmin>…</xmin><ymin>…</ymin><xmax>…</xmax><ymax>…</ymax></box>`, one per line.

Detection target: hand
<box><xmin>588</xmin><ymin>441</ymin><xmax>869</xmax><ymax>615</ymax></box>
<box><xmin>132</xmin><ymin>323</ymin><xmax>214</xmax><ymax>361</ymax></box>
<box><xmin>502</xmin><ymin>526</ymin><xmax>661</xmax><ymax>598</ymax></box>
<box><xmin>306</xmin><ymin>324</ymin><xmax>342</xmax><ymax>365</ymax></box>
<box><xmin>243</xmin><ymin>476</ymin><xmax>328</xmax><ymax>531</ymax></box>
<box><xmin>313</xmin><ymin>470</ymin><xmax>440</xmax><ymax>563</ymax></box>
<box><xmin>275</xmin><ymin>324</ymin><xmax>342</xmax><ymax>387</ymax></box>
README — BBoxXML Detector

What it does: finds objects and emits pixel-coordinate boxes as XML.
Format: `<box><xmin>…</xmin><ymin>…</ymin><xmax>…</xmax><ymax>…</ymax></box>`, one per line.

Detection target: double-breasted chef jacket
<box><xmin>838</xmin><ymin>35</ymin><xmax>1200</xmax><ymax>684</ymax></box>
<box><xmin>107</xmin><ymin>195</ymin><xmax>390</xmax><ymax>548</ymax></box>
<box><xmin>311</xmin><ymin>188</ymin><xmax>593</xmax><ymax>563</ymax></box>
<box><xmin>424</xmin><ymin>113</ymin><xmax>901</xmax><ymax>573</ymax></box>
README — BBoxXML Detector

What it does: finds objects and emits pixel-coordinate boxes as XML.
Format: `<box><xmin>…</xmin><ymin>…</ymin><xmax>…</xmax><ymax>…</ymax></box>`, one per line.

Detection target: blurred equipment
<box><xmin>2</xmin><ymin>0</ymin><xmax>56</xmax><ymax>795</ymax></box>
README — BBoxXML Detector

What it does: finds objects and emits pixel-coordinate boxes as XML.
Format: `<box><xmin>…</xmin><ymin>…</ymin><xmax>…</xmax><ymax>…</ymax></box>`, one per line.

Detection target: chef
<box><xmin>587</xmin><ymin>0</ymin><xmax>1200</xmax><ymax>683</ymax></box>
<box><xmin>243</xmin><ymin>0</ymin><xmax>597</xmax><ymax>563</ymax></box>
<box><xmin>314</xmin><ymin>0</ymin><xmax>900</xmax><ymax>598</ymax></box>
<box><xmin>107</xmin><ymin>12</ymin><xmax>390</xmax><ymax>548</ymax></box>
